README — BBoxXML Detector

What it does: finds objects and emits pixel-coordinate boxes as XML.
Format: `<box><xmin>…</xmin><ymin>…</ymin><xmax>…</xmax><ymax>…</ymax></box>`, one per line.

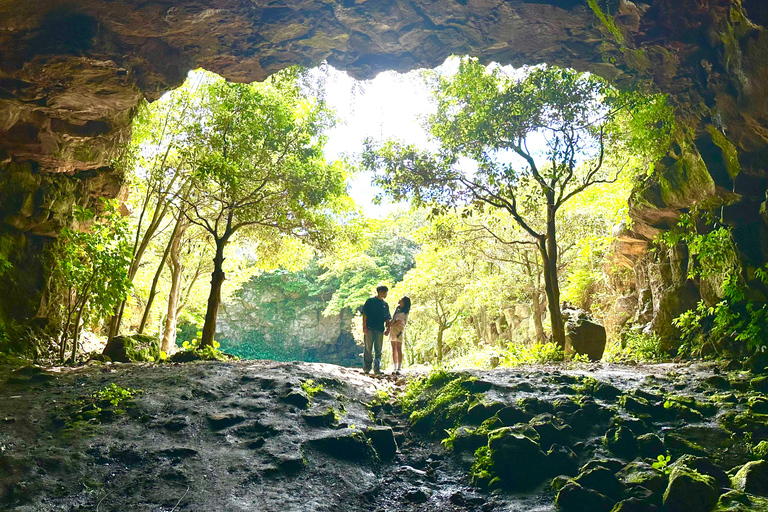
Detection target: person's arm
<box><xmin>384</xmin><ymin>308</ymin><xmax>392</xmax><ymax>335</ymax></box>
<box><xmin>362</xmin><ymin>313</ymin><xmax>368</xmax><ymax>334</ymax></box>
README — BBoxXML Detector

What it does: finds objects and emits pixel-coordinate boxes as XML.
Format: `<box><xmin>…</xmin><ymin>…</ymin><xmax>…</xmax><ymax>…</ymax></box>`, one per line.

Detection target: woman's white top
<box><xmin>389</xmin><ymin>311</ymin><xmax>408</xmax><ymax>342</ymax></box>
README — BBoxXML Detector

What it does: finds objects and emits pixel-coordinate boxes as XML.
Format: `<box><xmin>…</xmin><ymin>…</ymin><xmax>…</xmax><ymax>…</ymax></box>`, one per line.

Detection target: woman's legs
<box><xmin>391</xmin><ymin>341</ymin><xmax>403</xmax><ymax>371</ymax></box>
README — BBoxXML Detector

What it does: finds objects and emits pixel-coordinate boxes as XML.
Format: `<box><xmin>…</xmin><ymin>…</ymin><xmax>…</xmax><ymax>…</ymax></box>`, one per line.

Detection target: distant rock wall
<box><xmin>216</xmin><ymin>282</ymin><xmax>359</xmax><ymax>366</ymax></box>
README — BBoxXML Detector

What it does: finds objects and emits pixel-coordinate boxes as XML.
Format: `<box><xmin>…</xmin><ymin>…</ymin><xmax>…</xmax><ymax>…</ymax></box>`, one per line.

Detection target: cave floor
<box><xmin>0</xmin><ymin>359</ymin><xmax>757</xmax><ymax>511</ymax></box>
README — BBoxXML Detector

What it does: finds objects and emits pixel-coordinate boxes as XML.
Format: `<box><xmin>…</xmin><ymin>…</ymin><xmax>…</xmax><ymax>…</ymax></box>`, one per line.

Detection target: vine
<box><xmin>658</xmin><ymin>207</ymin><xmax>768</xmax><ymax>355</ymax></box>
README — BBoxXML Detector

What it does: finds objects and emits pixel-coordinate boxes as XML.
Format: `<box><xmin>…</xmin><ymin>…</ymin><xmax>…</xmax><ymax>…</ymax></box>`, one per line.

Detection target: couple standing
<box><xmin>361</xmin><ymin>285</ymin><xmax>411</xmax><ymax>375</ymax></box>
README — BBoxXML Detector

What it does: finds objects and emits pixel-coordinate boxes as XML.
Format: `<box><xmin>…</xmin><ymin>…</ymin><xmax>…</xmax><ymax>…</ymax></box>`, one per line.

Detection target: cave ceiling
<box><xmin>0</xmin><ymin>0</ymin><xmax>767</xmax><ymax>239</ymax></box>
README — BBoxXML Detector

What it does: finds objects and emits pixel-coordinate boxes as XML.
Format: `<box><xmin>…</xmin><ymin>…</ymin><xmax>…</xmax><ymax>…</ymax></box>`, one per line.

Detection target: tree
<box><xmin>394</xmin><ymin>245</ymin><xmax>472</xmax><ymax>364</ymax></box>
<box><xmin>53</xmin><ymin>200</ymin><xmax>132</xmax><ymax>362</ymax></box>
<box><xmin>177</xmin><ymin>71</ymin><xmax>349</xmax><ymax>348</ymax></box>
<box><xmin>106</xmin><ymin>78</ymin><xmax>202</xmax><ymax>340</ymax></box>
<box><xmin>364</xmin><ymin>61</ymin><xmax>645</xmax><ymax>349</ymax></box>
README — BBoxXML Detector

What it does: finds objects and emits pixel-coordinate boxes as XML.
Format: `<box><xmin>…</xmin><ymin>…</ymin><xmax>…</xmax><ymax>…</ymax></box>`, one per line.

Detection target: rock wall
<box><xmin>215</xmin><ymin>280</ymin><xmax>359</xmax><ymax>366</ymax></box>
<box><xmin>2</xmin><ymin>0</ymin><xmax>768</xmax><ymax>341</ymax></box>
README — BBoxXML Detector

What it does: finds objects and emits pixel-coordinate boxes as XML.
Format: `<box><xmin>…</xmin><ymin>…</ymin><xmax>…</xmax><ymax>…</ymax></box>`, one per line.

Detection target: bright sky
<box><xmin>314</xmin><ymin>58</ymin><xmax>460</xmax><ymax>218</ymax></box>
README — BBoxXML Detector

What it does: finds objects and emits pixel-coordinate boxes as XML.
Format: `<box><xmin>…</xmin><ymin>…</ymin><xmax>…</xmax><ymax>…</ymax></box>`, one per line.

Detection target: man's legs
<box><xmin>363</xmin><ymin>331</ymin><xmax>374</xmax><ymax>373</ymax></box>
<box><xmin>372</xmin><ymin>331</ymin><xmax>384</xmax><ymax>373</ymax></box>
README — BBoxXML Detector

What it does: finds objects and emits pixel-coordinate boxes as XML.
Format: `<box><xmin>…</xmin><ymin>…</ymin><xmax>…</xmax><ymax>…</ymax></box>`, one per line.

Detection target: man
<box><xmin>361</xmin><ymin>285</ymin><xmax>391</xmax><ymax>375</ymax></box>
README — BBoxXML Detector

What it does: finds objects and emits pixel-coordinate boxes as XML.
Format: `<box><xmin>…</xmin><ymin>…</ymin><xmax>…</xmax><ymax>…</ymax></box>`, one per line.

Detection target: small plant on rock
<box><xmin>94</xmin><ymin>383</ymin><xmax>141</xmax><ymax>407</ymax></box>
<box><xmin>652</xmin><ymin>454</ymin><xmax>671</xmax><ymax>474</ymax></box>
<box><xmin>301</xmin><ymin>379</ymin><xmax>324</xmax><ymax>398</ymax></box>
<box><xmin>178</xmin><ymin>337</ymin><xmax>231</xmax><ymax>361</ymax></box>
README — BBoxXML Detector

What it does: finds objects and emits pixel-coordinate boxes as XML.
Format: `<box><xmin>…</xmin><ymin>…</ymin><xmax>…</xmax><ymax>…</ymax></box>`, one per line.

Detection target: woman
<box><xmin>389</xmin><ymin>296</ymin><xmax>410</xmax><ymax>374</ymax></box>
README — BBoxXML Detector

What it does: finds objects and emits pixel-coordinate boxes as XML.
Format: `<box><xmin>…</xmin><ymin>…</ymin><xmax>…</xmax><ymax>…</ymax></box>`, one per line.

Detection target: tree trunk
<box><xmin>200</xmin><ymin>237</ymin><xmax>227</xmax><ymax>349</ymax></box>
<box><xmin>160</xmin><ymin>220</ymin><xmax>187</xmax><ymax>354</ymax></box>
<box><xmin>531</xmin><ymin>287</ymin><xmax>547</xmax><ymax>344</ymax></box>
<box><xmin>540</xmin><ymin>207</ymin><xmax>565</xmax><ymax>349</ymax></box>
<box><xmin>71</xmin><ymin>305</ymin><xmax>85</xmax><ymax>363</ymax></box>
<box><xmin>138</xmin><ymin>213</ymin><xmax>185</xmax><ymax>333</ymax></box>
<box><xmin>436</xmin><ymin>325</ymin><xmax>445</xmax><ymax>364</ymax></box>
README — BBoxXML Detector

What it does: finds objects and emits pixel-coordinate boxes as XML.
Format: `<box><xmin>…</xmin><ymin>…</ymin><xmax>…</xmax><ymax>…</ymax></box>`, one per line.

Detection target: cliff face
<box><xmin>1</xmin><ymin>0</ymin><xmax>767</xmax><ymax>337</ymax></box>
<box><xmin>216</xmin><ymin>278</ymin><xmax>359</xmax><ymax>366</ymax></box>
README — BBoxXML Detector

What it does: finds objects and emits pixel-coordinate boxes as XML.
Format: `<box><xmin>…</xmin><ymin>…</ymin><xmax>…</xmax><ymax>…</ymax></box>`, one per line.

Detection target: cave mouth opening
<box><xmin>119</xmin><ymin>55</ymin><xmax>665</xmax><ymax>363</ymax></box>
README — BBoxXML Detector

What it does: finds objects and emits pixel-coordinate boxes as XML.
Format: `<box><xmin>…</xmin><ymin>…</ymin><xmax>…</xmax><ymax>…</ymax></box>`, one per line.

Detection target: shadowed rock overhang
<box><xmin>1</xmin><ymin>0</ymin><xmax>768</xmax><ymax>326</ymax></box>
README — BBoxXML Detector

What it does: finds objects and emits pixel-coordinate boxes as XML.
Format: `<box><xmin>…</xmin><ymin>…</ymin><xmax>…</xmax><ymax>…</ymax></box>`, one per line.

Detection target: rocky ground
<box><xmin>1</xmin><ymin>360</ymin><xmax>768</xmax><ymax>511</ymax></box>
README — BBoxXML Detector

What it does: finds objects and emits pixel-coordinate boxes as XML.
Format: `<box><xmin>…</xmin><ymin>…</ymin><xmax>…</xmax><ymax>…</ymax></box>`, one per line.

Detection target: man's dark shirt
<box><xmin>363</xmin><ymin>297</ymin><xmax>391</xmax><ymax>332</ymax></box>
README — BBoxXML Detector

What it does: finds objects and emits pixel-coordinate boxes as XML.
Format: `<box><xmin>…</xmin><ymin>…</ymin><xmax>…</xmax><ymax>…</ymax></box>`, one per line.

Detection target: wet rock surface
<box><xmin>2</xmin><ymin>360</ymin><xmax>768</xmax><ymax>511</ymax></box>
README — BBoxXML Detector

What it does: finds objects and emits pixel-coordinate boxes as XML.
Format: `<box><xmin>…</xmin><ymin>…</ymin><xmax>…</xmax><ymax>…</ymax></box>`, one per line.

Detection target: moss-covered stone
<box><xmin>663</xmin><ymin>466</ymin><xmax>718</xmax><ymax>512</ymax></box>
<box><xmin>604</xmin><ymin>426</ymin><xmax>639</xmax><ymax>459</ymax></box>
<box><xmin>732</xmin><ymin>460</ymin><xmax>768</xmax><ymax>496</ymax></box>
<box><xmin>714</xmin><ymin>490</ymin><xmax>768</xmax><ymax>512</ymax></box>
<box><xmin>556</xmin><ymin>481</ymin><xmax>615</xmax><ymax>512</ymax></box>
<box><xmin>657</xmin><ymin>147</ymin><xmax>716</xmax><ymax>209</ymax></box>
<box><xmin>486</xmin><ymin>427</ymin><xmax>548</xmax><ymax>490</ymax></box>
<box><xmin>102</xmin><ymin>334</ymin><xmax>161</xmax><ymax>363</ymax></box>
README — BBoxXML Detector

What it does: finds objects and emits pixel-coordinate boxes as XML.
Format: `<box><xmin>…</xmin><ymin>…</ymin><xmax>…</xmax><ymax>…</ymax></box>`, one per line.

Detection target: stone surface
<box><xmin>102</xmin><ymin>333</ymin><xmax>160</xmax><ymax>363</ymax></box>
<box><xmin>663</xmin><ymin>466</ymin><xmax>719</xmax><ymax>512</ymax></box>
<box><xmin>732</xmin><ymin>460</ymin><xmax>768</xmax><ymax>496</ymax></box>
<box><xmin>563</xmin><ymin>307</ymin><xmax>607</xmax><ymax>361</ymax></box>
<box><xmin>556</xmin><ymin>481</ymin><xmax>615</xmax><ymax>512</ymax></box>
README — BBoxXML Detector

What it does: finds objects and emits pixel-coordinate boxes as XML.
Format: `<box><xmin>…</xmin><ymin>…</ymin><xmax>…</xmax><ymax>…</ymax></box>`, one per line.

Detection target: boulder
<box><xmin>663</xmin><ymin>466</ymin><xmax>719</xmax><ymax>512</ymax></box>
<box><xmin>671</xmin><ymin>455</ymin><xmax>729</xmax><ymax>490</ymax></box>
<box><xmin>732</xmin><ymin>460</ymin><xmax>768</xmax><ymax>496</ymax></box>
<box><xmin>563</xmin><ymin>307</ymin><xmax>607</xmax><ymax>361</ymax></box>
<box><xmin>487</xmin><ymin>427</ymin><xmax>548</xmax><ymax>490</ymax></box>
<box><xmin>555</xmin><ymin>482</ymin><xmax>614</xmax><ymax>512</ymax></box>
<box><xmin>604</xmin><ymin>426</ymin><xmax>639</xmax><ymax>459</ymax></box>
<box><xmin>451</xmin><ymin>426</ymin><xmax>489</xmax><ymax>454</ymax></box>
<box><xmin>714</xmin><ymin>490</ymin><xmax>768</xmax><ymax>512</ymax></box>
<box><xmin>364</xmin><ymin>426</ymin><xmax>397</xmax><ymax>460</ymax></box>
<box><xmin>611</xmin><ymin>498</ymin><xmax>659</xmax><ymax>512</ymax></box>
<box><xmin>637</xmin><ymin>433</ymin><xmax>667</xmax><ymax>459</ymax></box>
<box><xmin>306</xmin><ymin>429</ymin><xmax>374</xmax><ymax>461</ymax></box>
<box><xmin>466</xmin><ymin>400</ymin><xmax>506</xmax><ymax>425</ymax></box>
<box><xmin>572</xmin><ymin>466</ymin><xmax>625</xmax><ymax>500</ymax></box>
<box><xmin>547</xmin><ymin>444</ymin><xmax>579</xmax><ymax>477</ymax></box>
<box><xmin>102</xmin><ymin>334</ymin><xmax>161</xmax><ymax>363</ymax></box>
<box><xmin>617</xmin><ymin>460</ymin><xmax>668</xmax><ymax>497</ymax></box>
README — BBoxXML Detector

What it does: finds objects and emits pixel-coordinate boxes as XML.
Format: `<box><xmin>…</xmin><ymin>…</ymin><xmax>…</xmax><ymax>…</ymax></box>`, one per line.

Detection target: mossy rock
<box><xmin>556</xmin><ymin>481</ymin><xmax>614</xmax><ymax>512</ymax></box>
<box><xmin>573</xmin><ymin>466</ymin><xmax>625</xmax><ymax>501</ymax></box>
<box><xmin>732</xmin><ymin>460</ymin><xmax>768</xmax><ymax>496</ymax></box>
<box><xmin>671</xmin><ymin>455</ymin><xmax>730</xmax><ymax>490</ymax></box>
<box><xmin>487</xmin><ymin>427</ymin><xmax>548</xmax><ymax>490</ymax></box>
<box><xmin>604</xmin><ymin>426</ymin><xmax>639</xmax><ymax>459</ymax></box>
<box><xmin>102</xmin><ymin>334</ymin><xmax>161</xmax><ymax>363</ymax></box>
<box><xmin>637</xmin><ymin>433</ymin><xmax>667</xmax><ymax>459</ymax></box>
<box><xmin>715</xmin><ymin>490</ymin><xmax>768</xmax><ymax>511</ymax></box>
<box><xmin>663</xmin><ymin>466</ymin><xmax>718</xmax><ymax>512</ymax></box>
<box><xmin>617</xmin><ymin>460</ymin><xmax>668</xmax><ymax>496</ymax></box>
<box><xmin>306</xmin><ymin>429</ymin><xmax>374</xmax><ymax>461</ymax></box>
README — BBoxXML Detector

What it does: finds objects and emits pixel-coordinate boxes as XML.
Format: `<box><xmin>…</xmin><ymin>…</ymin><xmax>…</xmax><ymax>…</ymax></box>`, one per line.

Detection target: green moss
<box><xmin>470</xmin><ymin>445</ymin><xmax>495</xmax><ymax>488</ymax></box>
<box><xmin>301</xmin><ymin>379</ymin><xmax>324</xmax><ymax>399</ymax></box>
<box><xmin>705</xmin><ymin>125</ymin><xmax>741</xmax><ymax>179</ymax></box>
<box><xmin>399</xmin><ymin>369</ymin><xmax>477</xmax><ymax>435</ymax></box>
<box><xmin>587</xmin><ymin>0</ymin><xmax>625</xmax><ymax>44</ymax></box>
<box><xmin>623</xmin><ymin>48</ymin><xmax>651</xmax><ymax>74</ymax></box>
<box><xmin>658</xmin><ymin>148</ymin><xmax>716</xmax><ymax>207</ymax></box>
<box><xmin>715</xmin><ymin>490</ymin><xmax>768</xmax><ymax>512</ymax></box>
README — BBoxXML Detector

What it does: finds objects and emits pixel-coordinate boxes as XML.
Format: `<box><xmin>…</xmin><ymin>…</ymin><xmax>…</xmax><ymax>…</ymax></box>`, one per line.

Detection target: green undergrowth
<box><xmin>399</xmin><ymin>369</ymin><xmax>478</xmax><ymax>435</ymax></box>
<box><xmin>470</xmin><ymin>445</ymin><xmax>495</xmax><ymax>488</ymax></box>
<box><xmin>171</xmin><ymin>338</ymin><xmax>235</xmax><ymax>362</ymax></box>
<box><xmin>58</xmin><ymin>383</ymin><xmax>143</xmax><ymax>436</ymax></box>
<box><xmin>301</xmin><ymin>379</ymin><xmax>324</xmax><ymax>398</ymax></box>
